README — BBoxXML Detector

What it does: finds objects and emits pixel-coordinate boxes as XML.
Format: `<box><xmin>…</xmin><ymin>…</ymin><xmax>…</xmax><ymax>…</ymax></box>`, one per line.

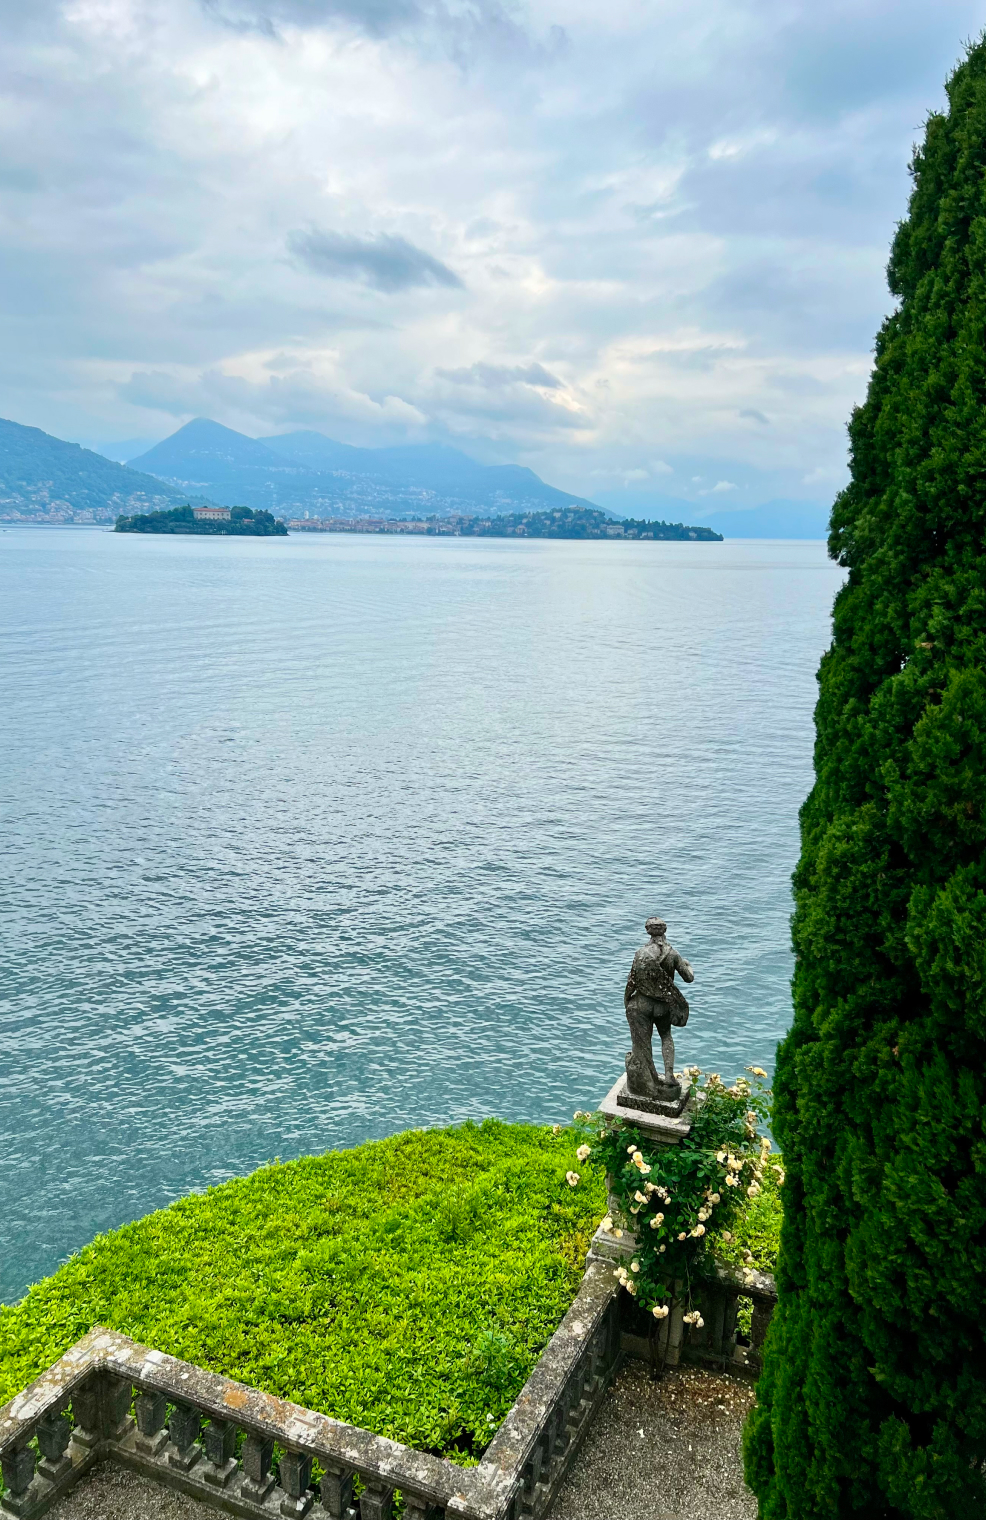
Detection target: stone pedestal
<box><xmin>586</xmin><ymin>1073</ymin><xmax>694</xmax><ymax>1273</ymax></box>
<box><xmin>599</xmin><ymin>1074</ymin><xmax>693</xmax><ymax>1146</ymax></box>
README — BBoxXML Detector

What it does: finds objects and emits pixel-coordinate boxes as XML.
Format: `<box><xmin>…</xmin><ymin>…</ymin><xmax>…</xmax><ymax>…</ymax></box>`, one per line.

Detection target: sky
<box><xmin>1</xmin><ymin>0</ymin><xmax>983</xmax><ymax>513</ymax></box>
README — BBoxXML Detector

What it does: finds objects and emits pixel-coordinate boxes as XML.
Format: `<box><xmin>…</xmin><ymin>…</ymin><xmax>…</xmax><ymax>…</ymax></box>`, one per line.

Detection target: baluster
<box><xmin>167</xmin><ymin>1402</ymin><xmax>202</xmax><ymax>1473</ymax></box>
<box><xmin>709</xmin><ymin>1288</ymin><xmax>726</xmax><ymax>1357</ymax></box>
<box><xmin>69</xmin><ymin>1380</ymin><xmax>102</xmax><ymax>1450</ymax></box>
<box><xmin>358</xmin><ymin>1481</ymin><xmax>393</xmax><ymax>1520</ymax></box>
<box><xmin>690</xmin><ymin>1294</ymin><xmax>709</xmax><ymax>1349</ymax></box>
<box><xmin>665</xmin><ymin>1297</ymin><xmax>685</xmax><ymax>1367</ymax></box>
<box><xmin>202</xmin><ymin>1419</ymin><xmax>238</xmax><ymax>1487</ymax></box>
<box><xmin>521</xmin><ymin>1449</ymin><xmax>540</xmax><ymax>1511</ymax></box>
<box><xmin>36</xmin><ymin>1408</ymin><xmax>73</xmax><ymax>1482</ymax></box>
<box><xmin>0</xmin><ymin>1443</ymin><xmax>37</xmax><ymax>1518</ymax></box>
<box><xmin>722</xmin><ymin>1293</ymin><xmax>739</xmax><ymax>1361</ymax></box>
<box><xmin>551</xmin><ymin>1387</ymin><xmax>566</xmax><ymax>1460</ymax></box>
<box><xmin>104</xmin><ymin>1377</ymin><xmax>134</xmax><ymax>1444</ymax></box>
<box><xmin>403</xmin><ymin>1500</ymin><xmax>442</xmax><ymax>1520</ymax></box>
<box><xmin>278</xmin><ymin>1450</ymin><xmax>313</xmax><ymax>1518</ymax></box>
<box><xmin>134</xmin><ymin>1391</ymin><xmax>169</xmax><ymax>1457</ymax></box>
<box><xmin>240</xmin><ymin>1433</ymin><xmax>275</xmax><ymax>1503</ymax></box>
<box><xmin>319</xmin><ymin>1460</ymin><xmax>354</xmax><ymax>1518</ymax></box>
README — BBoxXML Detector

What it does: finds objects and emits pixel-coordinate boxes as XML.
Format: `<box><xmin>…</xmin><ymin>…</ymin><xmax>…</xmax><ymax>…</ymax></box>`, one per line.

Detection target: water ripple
<box><xmin>0</xmin><ymin>529</ymin><xmax>843</xmax><ymax>1302</ymax></box>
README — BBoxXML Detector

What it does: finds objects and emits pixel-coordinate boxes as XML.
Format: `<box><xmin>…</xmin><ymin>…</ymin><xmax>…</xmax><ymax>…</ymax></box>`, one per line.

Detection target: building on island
<box><xmin>192</xmin><ymin>505</ymin><xmax>231</xmax><ymax>522</ymax></box>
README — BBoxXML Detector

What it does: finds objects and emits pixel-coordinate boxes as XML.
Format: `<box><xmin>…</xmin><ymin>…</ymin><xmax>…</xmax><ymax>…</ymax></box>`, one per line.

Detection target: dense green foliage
<box><xmin>713</xmin><ymin>1160</ymin><xmax>783</xmax><ymax>1277</ymax></box>
<box><xmin>313</xmin><ymin>506</ymin><xmax>722</xmax><ymax>540</ymax></box>
<box><xmin>0</xmin><ymin>1123</ymin><xmax>604</xmax><ymax>1460</ymax></box>
<box><xmin>746</xmin><ymin>41</ymin><xmax>986</xmax><ymax>1519</ymax></box>
<box><xmin>115</xmin><ymin>504</ymin><xmax>287</xmax><ymax>535</ymax></box>
<box><xmin>574</xmin><ymin>1069</ymin><xmax>773</xmax><ymax>1323</ymax></box>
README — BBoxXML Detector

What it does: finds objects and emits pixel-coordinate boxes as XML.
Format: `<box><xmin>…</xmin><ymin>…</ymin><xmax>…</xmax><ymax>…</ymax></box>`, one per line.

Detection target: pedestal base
<box><xmin>616</xmin><ymin>1081</ymin><xmax>689</xmax><ymax>1118</ymax></box>
<box><xmin>598</xmin><ymin>1075</ymin><xmax>693</xmax><ymax>1145</ymax></box>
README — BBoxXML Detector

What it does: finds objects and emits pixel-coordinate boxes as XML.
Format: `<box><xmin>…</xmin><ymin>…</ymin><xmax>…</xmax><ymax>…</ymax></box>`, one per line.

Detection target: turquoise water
<box><xmin>0</xmin><ymin>527</ymin><xmax>843</xmax><ymax>1304</ymax></box>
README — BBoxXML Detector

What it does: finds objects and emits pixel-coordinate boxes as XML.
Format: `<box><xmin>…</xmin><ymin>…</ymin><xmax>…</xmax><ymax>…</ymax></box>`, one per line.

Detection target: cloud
<box><xmin>201</xmin><ymin>0</ymin><xmax>419</xmax><ymax>35</ymax></box>
<box><xmin>711</xmin><ymin>480</ymin><xmax>737</xmax><ymax>492</ymax></box>
<box><xmin>435</xmin><ymin>361</ymin><xmax>562</xmax><ymax>389</ymax></box>
<box><xmin>288</xmin><ymin>229</ymin><xmax>463</xmax><ymax>292</ymax></box>
<box><xmin>0</xmin><ymin>0</ymin><xmax>977</xmax><ymax>502</ymax></box>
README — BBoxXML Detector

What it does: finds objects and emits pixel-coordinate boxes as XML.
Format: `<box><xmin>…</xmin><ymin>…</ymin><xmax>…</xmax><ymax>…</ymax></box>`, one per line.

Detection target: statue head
<box><xmin>645</xmin><ymin>917</ymin><xmax>668</xmax><ymax>940</ymax></box>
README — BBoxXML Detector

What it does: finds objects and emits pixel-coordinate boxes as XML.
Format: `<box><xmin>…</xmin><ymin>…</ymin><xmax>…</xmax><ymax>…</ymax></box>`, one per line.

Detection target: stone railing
<box><xmin>0</xmin><ymin>1262</ymin><xmax>621</xmax><ymax>1520</ymax></box>
<box><xmin>589</xmin><ymin>1223</ymin><xmax>777</xmax><ymax>1376</ymax></box>
<box><xmin>677</xmin><ymin>1263</ymin><xmax>776</xmax><ymax>1374</ymax></box>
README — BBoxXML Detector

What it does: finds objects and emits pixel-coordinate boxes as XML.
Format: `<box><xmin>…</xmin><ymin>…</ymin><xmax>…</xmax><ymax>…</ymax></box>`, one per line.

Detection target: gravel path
<box><xmin>47</xmin><ymin>1363</ymin><xmax>756</xmax><ymax>1520</ymax></box>
<box><xmin>548</xmin><ymin>1361</ymin><xmax>757</xmax><ymax>1520</ymax></box>
<box><xmin>47</xmin><ymin>1465</ymin><xmax>214</xmax><ymax>1520</ymax></box>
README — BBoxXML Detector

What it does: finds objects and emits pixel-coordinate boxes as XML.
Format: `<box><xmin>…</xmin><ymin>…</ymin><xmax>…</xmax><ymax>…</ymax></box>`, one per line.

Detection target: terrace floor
<box><xmin>46</xmin><ymin>1363</ymin><xmax>756</xmax><ymax>1520</ymax></box>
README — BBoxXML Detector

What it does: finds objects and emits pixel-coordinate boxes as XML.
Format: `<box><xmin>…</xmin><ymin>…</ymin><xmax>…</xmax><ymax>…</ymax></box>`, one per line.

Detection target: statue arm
<box><xmin>674</xmin><ymin>951</ymin><xmax>694</xmax><ymax>984</ymax></box>
<box><xmin>624</xmin><ymin>965</ymin><xmax>637</xmax><ymax>1008</ymax></box>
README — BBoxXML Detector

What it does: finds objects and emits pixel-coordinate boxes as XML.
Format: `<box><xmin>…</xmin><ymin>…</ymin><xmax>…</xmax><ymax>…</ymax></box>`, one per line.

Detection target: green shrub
<box><xmin>746</xmin><ymin>38</ymin><xmax>986</xmax><ymax>1519</ymax></box>
<box><xmin>0</xmin><ymin>1122</ymin><xmax>605</xmax><ymax>1461</ymax></box>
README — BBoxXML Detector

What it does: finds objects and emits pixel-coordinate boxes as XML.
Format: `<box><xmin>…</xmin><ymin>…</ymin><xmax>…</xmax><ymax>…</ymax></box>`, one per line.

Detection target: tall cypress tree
<box><xmin>745</xmin><ymin>41</ymin><xmax>986</xmax><ymax>1519</ymax></box>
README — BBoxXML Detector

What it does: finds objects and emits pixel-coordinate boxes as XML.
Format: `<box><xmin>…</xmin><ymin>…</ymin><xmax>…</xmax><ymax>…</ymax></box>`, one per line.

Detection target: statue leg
<box><xmin>625</xmin><ymin>1006</ymin><xmax>662</xmax><ymax>1096</ymax></box>
<box><xmin>657</xmin><ymin>1020</ymin><xmax>676</xmax><ymax>1084</ymax></box>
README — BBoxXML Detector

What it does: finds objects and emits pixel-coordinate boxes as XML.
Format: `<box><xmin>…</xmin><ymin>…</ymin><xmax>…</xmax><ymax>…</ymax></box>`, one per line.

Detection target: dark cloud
<box><xmin>199</xmin><ymin>0</ymin><xmax>557</xmax><ymax>62</ymax></box>
<box><xmin>740</xmin><ymin>409</ymin><xmax>770</xmax><ymax>425</ymax></box>
<box><xmin>435</xmin><ymin>361</ymin><xmax>562</xmax><ymax>388</ymax></box>
<box><xmin>288</xmin><ymin>228</ymin><xmax>463</xmax><ymax>292</ymax></box>
<box><xmin>201</xmin><ymin>0</ymin><xmax>419</xmax><ymax>37</ymax></box>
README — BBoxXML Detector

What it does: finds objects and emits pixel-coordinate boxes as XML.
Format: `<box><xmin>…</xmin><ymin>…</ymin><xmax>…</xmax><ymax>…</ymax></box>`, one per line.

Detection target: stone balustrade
<box><xmin>0</xmin><ymin>1263</ymin><xmax>621</xmax><ymax>1520</ymax></box>
<box><xmin>590</xmin><ymin>1221</ymin><xmax>777</xmax><ymax>1375</ymax></box>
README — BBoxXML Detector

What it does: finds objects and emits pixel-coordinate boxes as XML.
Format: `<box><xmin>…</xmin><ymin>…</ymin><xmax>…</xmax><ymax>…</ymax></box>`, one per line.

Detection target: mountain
<box><xmin>702</xmin><ymin>500</ymin><xmax>831</xmax><ymax>539</ymax></box>
<box><xmin>0</xmin><ymin>417</ymin><xmax>203</xmax><ymax>524</ymax></box>
<box><xmin>129</xmin><ymin>419</ymin><xmax>605</xmax><ymax>519</ymax></box>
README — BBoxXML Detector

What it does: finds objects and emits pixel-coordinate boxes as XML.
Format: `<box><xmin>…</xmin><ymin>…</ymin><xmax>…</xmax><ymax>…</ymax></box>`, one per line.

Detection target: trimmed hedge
<box><xmin>0</xmin><ymin>1122</ymin><xmax>604</xmax><ymax>1461</ymax></box>
<box><xmin>745</xmin><ymin>37</ymin><xmax>986</xmax><ymax>1519</ymax></box>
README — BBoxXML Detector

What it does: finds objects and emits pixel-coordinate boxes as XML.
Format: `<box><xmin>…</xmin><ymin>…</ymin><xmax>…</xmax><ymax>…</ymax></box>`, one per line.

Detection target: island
<box><xmin>114</xmin><ymin>504</ymin><xmax>288</xmax><ymax>536</ymax></box>
<box><xmin>287</xmin><ymin>505</ymin><xmax>723</xmax><ymax>541</ymax></box>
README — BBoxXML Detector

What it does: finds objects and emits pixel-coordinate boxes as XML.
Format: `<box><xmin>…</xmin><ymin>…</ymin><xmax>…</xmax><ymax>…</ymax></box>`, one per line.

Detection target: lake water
<box><xmin>0</xmin><ymin>527</ymin><xmax>843</xmax><ymax>1304</ymax></box>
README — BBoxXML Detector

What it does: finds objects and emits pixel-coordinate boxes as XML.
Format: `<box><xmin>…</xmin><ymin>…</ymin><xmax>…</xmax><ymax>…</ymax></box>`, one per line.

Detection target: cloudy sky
<box><xmin>1</xmin><ymin>1</ymin><xmax>982</xmax><ymax>511</ymax></box>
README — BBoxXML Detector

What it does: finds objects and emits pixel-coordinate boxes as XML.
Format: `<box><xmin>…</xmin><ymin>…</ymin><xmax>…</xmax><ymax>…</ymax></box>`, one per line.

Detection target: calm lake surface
<box><xmin>0</xmin><ymin>527</ymin><xmax>843</xmax><ymax>1303</ymax></box>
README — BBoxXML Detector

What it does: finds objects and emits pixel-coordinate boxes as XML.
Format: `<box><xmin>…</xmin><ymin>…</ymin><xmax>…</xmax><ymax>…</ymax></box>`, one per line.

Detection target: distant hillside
<box><xmin>0</xmin><ymin>417</ymin><xmax>203</xmax><ymax>524</ymax></box>
<box><xmin>291</xmin><ymin>505</ymin><xmax>722</xmax><ymax>541</ymax></box>
<box><xmin>129</xmin><ymin>418</ymin><xmax>606</xmax><ymax>519</ymax></box>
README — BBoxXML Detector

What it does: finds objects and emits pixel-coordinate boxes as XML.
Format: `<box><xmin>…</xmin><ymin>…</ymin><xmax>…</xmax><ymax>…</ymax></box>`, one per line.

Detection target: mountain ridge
<box><xmin>129</xmin><ymin>418</ymin><xmax>606</xmax><ymax>519</ymax></box>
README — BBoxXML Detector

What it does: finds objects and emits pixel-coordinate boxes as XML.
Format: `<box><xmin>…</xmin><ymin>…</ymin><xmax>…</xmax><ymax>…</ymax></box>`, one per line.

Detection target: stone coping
<box><xmin>0</xmin><ymin>1262</ymin><xmax>622</xmax><ymax>1520</ymax></box>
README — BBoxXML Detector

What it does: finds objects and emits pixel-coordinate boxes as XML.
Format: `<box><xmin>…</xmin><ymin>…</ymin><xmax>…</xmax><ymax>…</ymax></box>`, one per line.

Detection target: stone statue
<box><xmin>623</xmin><ymin>917</ymin><xmax>694</xmax><ymax>1102</ymax></box>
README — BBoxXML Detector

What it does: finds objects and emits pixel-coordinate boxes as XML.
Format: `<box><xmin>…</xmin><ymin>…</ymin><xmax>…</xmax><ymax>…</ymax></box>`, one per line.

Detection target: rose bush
<box><xmin>573</xmin><ymin>1067</ymin><xmax>774</xmax><ymax>1322</ymax></box>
